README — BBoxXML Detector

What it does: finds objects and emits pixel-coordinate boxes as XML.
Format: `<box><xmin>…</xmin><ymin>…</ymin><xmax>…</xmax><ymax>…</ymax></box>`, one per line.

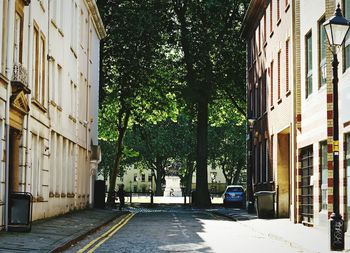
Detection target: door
<box><xmin>301</xmin><ymin>146</ymin><xmax>314</xmax><ymax>225</ymax></box>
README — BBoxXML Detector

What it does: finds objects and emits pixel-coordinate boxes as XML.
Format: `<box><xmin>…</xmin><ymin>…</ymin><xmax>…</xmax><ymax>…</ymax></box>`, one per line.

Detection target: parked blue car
<box><xmin>223</xmin><ymin>185</ymin><xmax>245</xmax><ymax>207</ymax></box>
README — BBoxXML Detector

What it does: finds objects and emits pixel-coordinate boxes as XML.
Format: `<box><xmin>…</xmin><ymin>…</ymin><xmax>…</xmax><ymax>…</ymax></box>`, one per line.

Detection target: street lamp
<box><xmin>323</xmin><ymin>4</ymin><xmax>350</xmax><ymax>251</ymax></box>
<box><xmin>150</xmin><ymin>171</ymin><xmax>155</xmax><ymax>205</ymax></box>
<box><xmin>247</xmin><ymin>117</ymin><xmax>256</xmax><ymax>213</ymax></box>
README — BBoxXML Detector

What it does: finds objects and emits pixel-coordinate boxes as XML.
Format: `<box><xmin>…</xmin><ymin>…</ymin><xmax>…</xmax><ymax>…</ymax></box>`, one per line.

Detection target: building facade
<box><xmin>0</xmin><ymin>0</ymin><xmax>105</xmax><ymax>230</ymax></box>
<box><xmin>114</xmin><ymin>165</ymin><xmax>227</xmax><ymax>194</ymax></box>
<box><xmin>242</xmin><ymin>0</ymin><xmax>296</xmax><ymax>219</ymax></box>
<box><xmin>244</xmin><ymin>0</ymin><xmax>350</xmax><ymax>230</ymax></box>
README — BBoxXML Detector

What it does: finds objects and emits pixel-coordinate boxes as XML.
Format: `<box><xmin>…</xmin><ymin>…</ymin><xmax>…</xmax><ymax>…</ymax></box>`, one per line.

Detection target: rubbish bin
<box><xmin>254</xmin><ymin>191</ymin><xmax>275</xmax><ymax>218</ymax></box>
<box><xmin>8</xmin><ymin>192</ymin><xmax>33</xmax><ymax>232</ymax></box>
<box><xmin>94</xmin><ymin>180</ymin><xmax>106</xmax><ymax>209</ymax></box>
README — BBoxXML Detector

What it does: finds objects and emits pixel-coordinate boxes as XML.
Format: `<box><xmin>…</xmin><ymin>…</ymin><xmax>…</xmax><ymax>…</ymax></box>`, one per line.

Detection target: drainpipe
<box><xmin>5</xmin><ymin>0</ymin><xmax>15</xmax><ymax>231</ymax></box>
<box><xmin>25</xmin><ymin>0</ymin><xmax>33</xmax><ymax>193</ymax></box>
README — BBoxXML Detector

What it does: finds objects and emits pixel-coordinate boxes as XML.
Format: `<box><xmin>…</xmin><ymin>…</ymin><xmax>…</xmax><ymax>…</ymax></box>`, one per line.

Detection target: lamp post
<box><xmin>247</xmin><ymin>117</ymin><xmax>256</xmax><ymax>213</ymax></box>
<box><xmin>323</xmin><ymin>4</ymin><xmax>350</xmax><ymax>250</ymax></box>
<box><xmin>151</xmin><ymin>171</ymin><xmax>155</xmax><ymax>205</ymax></box>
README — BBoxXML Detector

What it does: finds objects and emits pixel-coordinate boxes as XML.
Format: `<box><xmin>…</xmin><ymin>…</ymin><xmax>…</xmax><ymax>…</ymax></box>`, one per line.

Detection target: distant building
<box><xmin>115</xmin><ymin>165</ymin><xmax>227</xmax><ymax>194</ymax></box>
<box><xmin>0</xmin><ymin>0</ymin><xmax>105</xmax><ymax>230</ymax></box>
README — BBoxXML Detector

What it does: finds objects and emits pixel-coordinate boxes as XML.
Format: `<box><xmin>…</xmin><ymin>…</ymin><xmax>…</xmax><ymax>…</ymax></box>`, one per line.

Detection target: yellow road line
<box><xmin>77</xmin><ymin>213</ymin><xmax>134</xmax><ymax>253</ymax></box>
<box><xmin>87</xmin><ymin>213</ymin><xmax>135</xmax><ymax>253</ymax></box>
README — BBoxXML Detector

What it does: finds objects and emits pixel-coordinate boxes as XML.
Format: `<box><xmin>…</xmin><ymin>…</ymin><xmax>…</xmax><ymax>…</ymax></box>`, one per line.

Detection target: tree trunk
<box><xmin>107</xmin><ymin>110</ymin><xmax>130</xmax><ymax>205</ymax></box>
<box><xmin>155</xmin><ymin>173</ymin><xmax>163</xmax><ymax>196</ymax></box>
<box><xmin>194</xmin><ymin>99</ymin><xmax>211</xmax><ymax>207</ymax></box>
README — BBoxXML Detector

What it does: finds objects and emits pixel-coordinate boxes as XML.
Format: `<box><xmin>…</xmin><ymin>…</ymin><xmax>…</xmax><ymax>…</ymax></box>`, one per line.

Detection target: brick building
<box><xmin>243</xmin><ymin>0</ymin><xmax>350</xmax><ymax>230</ymax></box>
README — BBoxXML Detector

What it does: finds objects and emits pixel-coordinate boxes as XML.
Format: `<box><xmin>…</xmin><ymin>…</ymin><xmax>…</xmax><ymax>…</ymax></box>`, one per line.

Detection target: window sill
<box><xmin>286</xmin><ymin>90</ymin><xmax>291</xmax><ymax>97</ymax></box>
<box><xmin>70</xmin><ymin>47</ymin><xmax>77</xmax><ymax>59</ymax></box>
<box><xmin>285</xmin><ymin>3</ymin><xmax>290</xmax><ymax>12</ymax></box>
<box><xmin>69</xmin><ymin>114</ymin><xmax>77</xmax><ymax>123</ymax></box>
<box><xmin>277</xmin><ymin>98</ymin><xmax>282</xmax><ymax>104</ymax></box>
<box><xmin>67</xmin><ymin>193</ymin><xmax>75</xmax><ymax>198</ymax></box>
<box><xmin>32</xmin><ymin>99</ymin><xmax>47</xmax><ymax>113</ymax></box>
<box><xmin>270</xmin><ymin>31</ymin><xmax>274</xmax><ymax>38</ymax></box>
<box><xmin>58</xmin><ymin>28</ymin><xmax>64</xmax><ymax>37</ymax></box>
<box><xmin>0</xmin><ymin>72</ymin><xmax>8</xmax><ymax>83</ymax></box>
<box><xmin>39</xmin><ymin>0</ymin><xmax>46</xmax><ymax>12</ymax></box>
<box><xmin>344</xmin><ymin>120</ymin><xmax>350</xmax><ymax>128</ymax></box>
<box><xmin>277</xmin><ymin>18</ymin><xmax>281</xmax><ymax>26</ymax></box>
<box><xmin>33</xmin><ymin>196</ymin><xmax>45</xmax><ymax>202</ymax></box>
<box><xmin>51</xmin><ymin>19</ymin><xmax>58</xmax><ymax>29</ymax></box>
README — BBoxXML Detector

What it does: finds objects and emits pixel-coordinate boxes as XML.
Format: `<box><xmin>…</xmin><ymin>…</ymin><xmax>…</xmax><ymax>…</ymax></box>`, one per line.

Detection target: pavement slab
<box><xmin>0</xmin><ymin>208</ymin><xmax>127</xmax><ymax>253</ymax></box>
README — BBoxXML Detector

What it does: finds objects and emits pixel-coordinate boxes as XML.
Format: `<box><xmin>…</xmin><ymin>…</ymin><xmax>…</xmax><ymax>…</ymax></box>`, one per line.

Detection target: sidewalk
<box><xmin>0</xmin><ymin>208</ymin><xmax>127</xmax><ymax>253</ymax></box>
<box><xmin>214</xmin><ymin>208</ymin><xmax>350</xmax><ymax>253</ymax></box>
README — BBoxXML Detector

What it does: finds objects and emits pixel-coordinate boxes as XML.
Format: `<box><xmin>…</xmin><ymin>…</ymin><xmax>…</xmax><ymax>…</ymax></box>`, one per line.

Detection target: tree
<box><xmin>170</xmin><ymin>0</ymin><xmax>248</xmax><ymax>207</ymax></box>
<box><xmin>98</xmin><ymin>0</ymin><xmax>174</xmax><ymax>205</ymax></box>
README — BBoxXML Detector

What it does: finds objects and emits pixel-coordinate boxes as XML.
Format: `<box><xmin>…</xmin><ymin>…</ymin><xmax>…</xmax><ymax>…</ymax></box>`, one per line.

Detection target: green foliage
<box><xmin>97</xmin><ymin>0</ymin><xmax>249</xmax><ymax>203</ymax></box>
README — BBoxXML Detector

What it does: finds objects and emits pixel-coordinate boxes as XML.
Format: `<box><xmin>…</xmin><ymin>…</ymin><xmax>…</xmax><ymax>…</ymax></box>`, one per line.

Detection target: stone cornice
<box><xmin>86</xmin><ymin>0</ymin><xmax>107</xmax><ymax>39</ymax></box>
<box><xmin>241</xmin><ymin>0</ymin><xmax>269</xmax><ymax>39</ymax></box>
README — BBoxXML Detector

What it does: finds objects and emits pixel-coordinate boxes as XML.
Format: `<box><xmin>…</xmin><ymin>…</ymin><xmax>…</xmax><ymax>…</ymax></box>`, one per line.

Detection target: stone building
<box><xmin>243</xmin><ymin>0</ymin><xmax>350</xmax><ymax>230</ymax></box>
<box><xmin>0</xmin><ymin>0</ymin><xmax>105</xmax><ymax>230</ymax></box>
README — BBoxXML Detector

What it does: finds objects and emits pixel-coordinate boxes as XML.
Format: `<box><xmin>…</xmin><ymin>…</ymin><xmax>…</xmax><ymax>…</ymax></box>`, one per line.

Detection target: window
<box><xmin>320</xmin><ymin>141</ymin><xmax>327</xmax><ymax>211</ymax></box>
<box><xmin>306</xmin><ymin>32</ymin><xmax>313</xmax><ymax>98</ymax></box>
<box><xmin>50</xmin><ymin>132</ymin><xmax>56</xmax><ymax>195</ymax></box>
<box><xmin>278</xmin><ymin>51</ymin><xmax>281</xmax><ymax>100</ymax></box>
<box><xmin>14</xmin><ymin>10</ymin><xmax>23</xmax><ymax>64</ymax></box>
<box><xmin>51</xmin><ymin>61</ymin><xmax>56</xmax><ymax>102</ymax></box>
<box><xmin>262</xmin><ymin>70</ymin><xmax>267</xmax><ymax>113</ymax></box>
<box><xmin>142</xmin><ymin>173</ymin><xmax>145</xmax><ymax>182</ymax></box>
<box><xmin>0</xmin><ymin>0</ymin><xmax>6</xmax><ymax>72</ymax></box>
<box><xmin>254</xmin><ymin>144</ymin><xmax>258</xmax><ymax>184</ymax></box>
<box><xmin>259</xmin><ymin>142</ymin><xmax>262</xmax><ymax>182</ymax></box>
<box><xmin>32</xmin><ymin>135</ymin><xmax>44</xmax><ymax>198</ymax></box>
<box><xmin>258</xmin><ymin>23</ymin><xmax>261</xmax><ymax>53</ymax></box>
<box><xmin>270</xmin><ymin>1</ymin><xmax>273</xmax><ymax>34</ymax></box>
<box><xmin>258</xmin><ymin>24</ymin><xmax>261</xmax><ymax>52</ymax></box>
<box><xmin>262</xmin><ymin>139</ymin><xmax>267</xmax><ymax>182</ymax></box>
<box><xmin>345</xmin><ymin>1</ymin><xmax>350</xmax><ymax>70</ymax></box>
<box><xmin>265</xmin><ymin>140</ymin><xmax>269</xmax><ymax>182</ymax></box>
<box><xmin>286</xmin><ymin>39</ymin><xmax>290</xmax><ymax>92</ymax></box>
<box><xmin>255</xmin><ymin>83</ymin><xmax>258</xmax><ymax>117</ymax></box>
<box><xmin>80</xmin><ymin>9</ymin><xmax>84</xmax><ymax>48</ymax></box>
<box><xmin>57</xmin><ymin>65</ymin><xmax>62</xmax><ymax>106</ymax></box>
<box><xmin>269</xmin><ymin>135</ymin><xmax>274</xmax><ymax>182</ymax></box>
<box><xmin>277</xmin><ymin>0</ymin><xmax>280</xmax><ymax>21</ymax></box>
<box><xmin>148</xmin><ymin>175</ymin><xmax>152</xmax><ymax>182</ymax></box>
<box><xmin>319</xmin><ymin>18</ymin><xmax>327</xmax><ymax>86</ymax></box>
<box><xmin>70</xmin><ymin>81</ymin><xmax>76</xmax><ymax>117</ymax></box>
<box><xmin>258</xmin><ymin>79</ymin><xmax>261</xmax><ymax>117</ymax></box>
<box><xmin>285</xmin><ymin>0</ymin><xmax>289</xmax><ymax>7</ymax></box>
<box><xmin>134</xmin><ymin>174</ymin><xmax>137</xmax><ymax>182</ymax></box>
<box><xmin>33</xmin><ymin>25</ymin><xmax>46</xmax><ymax>105</ymax></box>
<box><xmin>263</xmin><ymin>11</ymin><xmax>267</xmax><ymax>44</ymax></box>
<box><xmin>71</xmin><ymin>1</ymin><xmax>78</xmax><ymax>52</ymax></box>
<box><xmin>270</xmin><ymin>61</ymin><xmax>274</xmax><ymax>106</ymax></box>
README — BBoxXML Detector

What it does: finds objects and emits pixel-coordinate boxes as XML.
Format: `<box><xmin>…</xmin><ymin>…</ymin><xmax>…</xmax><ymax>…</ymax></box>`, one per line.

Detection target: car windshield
<box><xmin>226</xmin><ymin>187</ymin><xmax>243</xmax><ymax>192</ymax></box>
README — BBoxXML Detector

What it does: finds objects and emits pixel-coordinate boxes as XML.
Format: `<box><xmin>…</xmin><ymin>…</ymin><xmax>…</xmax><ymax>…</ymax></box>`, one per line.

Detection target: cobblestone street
<box><xmin>65</xmin><ymin>206</ymin><xmax>307</xmax><ymax>253</ymax></box>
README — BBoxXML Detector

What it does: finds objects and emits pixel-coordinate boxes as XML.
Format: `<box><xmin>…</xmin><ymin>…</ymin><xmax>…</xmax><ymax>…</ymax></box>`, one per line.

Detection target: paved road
<box><xmin>65</xmin><ymin>206</ymin><xmax>306</xmax><ymax>253</ymax></box>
